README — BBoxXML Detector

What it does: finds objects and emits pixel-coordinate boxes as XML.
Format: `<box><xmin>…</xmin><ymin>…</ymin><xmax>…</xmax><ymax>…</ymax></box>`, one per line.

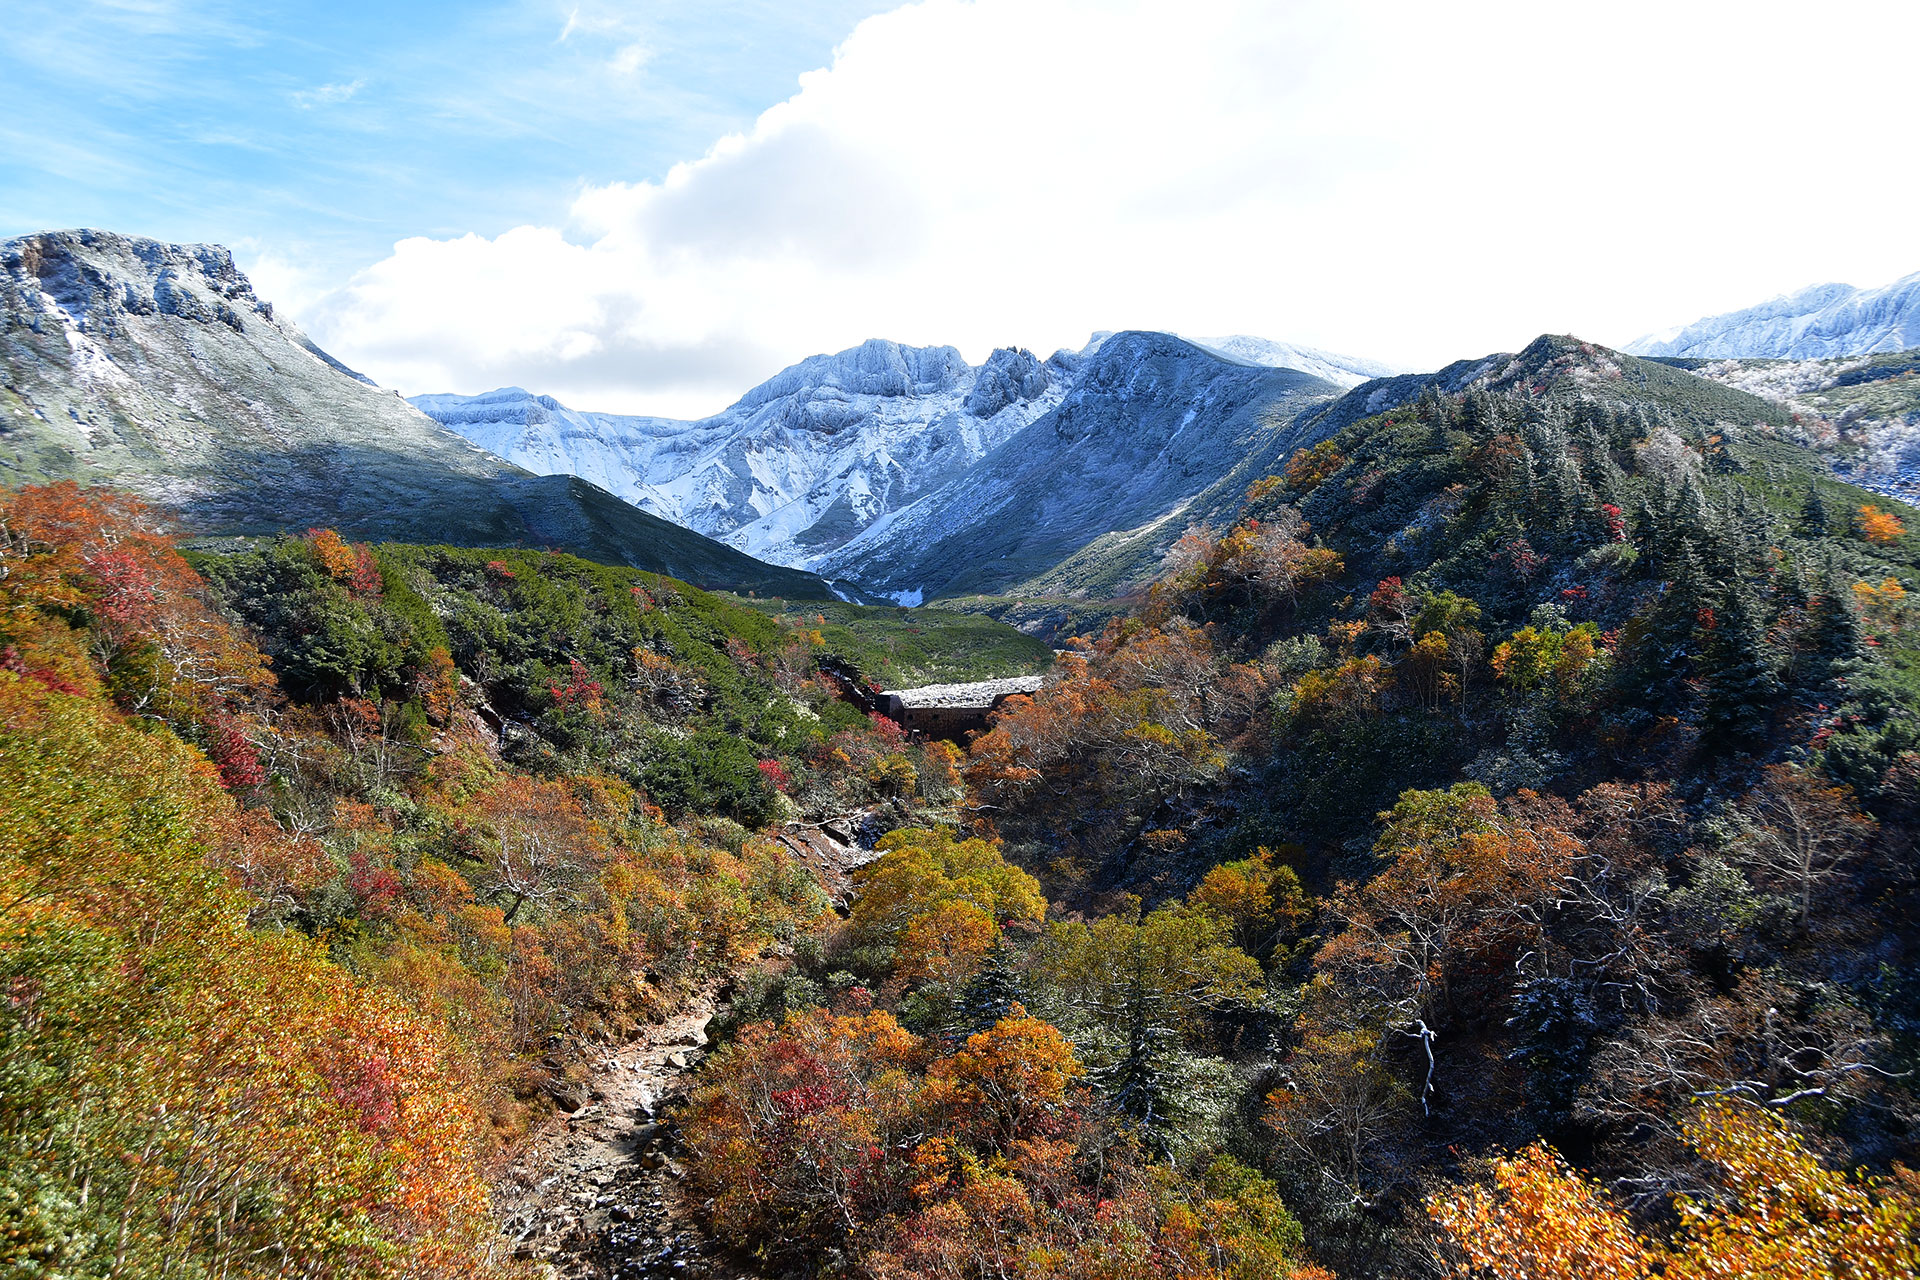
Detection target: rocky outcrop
<box><xmin>962</xmin><ymin>346</ymin><xmax>1052</xmax><ymax>418</ymax></box>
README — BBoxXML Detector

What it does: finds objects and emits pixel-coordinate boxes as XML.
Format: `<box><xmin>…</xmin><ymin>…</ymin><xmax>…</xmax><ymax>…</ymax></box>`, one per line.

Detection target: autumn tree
<box><xmin>1186</xmin><ymin>845</ymin><xmax>1311</xmax><ymax>956</ymax></box>
<box><xmin>1856</xmin><ymin>504</ymin><xmax>1907</xmax><ymax>545</ymax></box>
<box><xmin>967</xmin><ymin>628</ymin><xmax>1230</xmax><ymax>811</ymax></box>
<box><xmin>1428</xmin><ymin>1102</ymin><xmax>1920</xmax><ymax>1280</ymax></box>
<box><xmin>1729</xmin><ymin>764</ymin><xmax>1874</xmax><ymax>928</ymax></box>
<box><xmin>850</xmin><ymin>827</ymin><xmax>1045</xmax><ymax>992</ymax></box>
<box><xmin>1313</xmin><ymin>784</ymin><xmax>1581</xmax><ymax>1109</ymax></box>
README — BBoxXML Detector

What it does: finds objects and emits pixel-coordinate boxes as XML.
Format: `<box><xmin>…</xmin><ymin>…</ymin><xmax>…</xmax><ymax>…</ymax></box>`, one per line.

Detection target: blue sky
<box><xmin>0</xmin><ymin>0</ymin><xmax>893</xmax><ymax>281</ymax></box>
<box><xmin>5</xmin><ymin>1</ymin><xmax>1918</xmax><ymax>417</ymax></box>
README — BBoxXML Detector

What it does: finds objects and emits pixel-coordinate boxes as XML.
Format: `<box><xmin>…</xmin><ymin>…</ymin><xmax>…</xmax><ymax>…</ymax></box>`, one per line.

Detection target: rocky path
<box><xmin>491</xmin><ymin>984</ymin><xmax>751</xmax><ymax>1279</ymax></box>
<box><xmin>490</xmin><ymin>810</ymin><xmax>889</xmax><ymax>1279</ymax></box>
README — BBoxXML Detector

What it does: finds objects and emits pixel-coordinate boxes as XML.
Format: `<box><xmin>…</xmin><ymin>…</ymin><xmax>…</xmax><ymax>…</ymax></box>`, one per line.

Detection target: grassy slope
<box><xmin>728</xmin><ymin>595</ymin><xmax>1055</xmax><ymax>687</ymax></box>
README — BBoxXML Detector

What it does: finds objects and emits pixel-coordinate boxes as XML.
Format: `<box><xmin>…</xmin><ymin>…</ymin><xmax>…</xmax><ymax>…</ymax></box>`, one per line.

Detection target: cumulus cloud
<box><xmin>302</xmin><ymin>0</ymin><xmax>1920</xmax><ymax>417</ymax></box>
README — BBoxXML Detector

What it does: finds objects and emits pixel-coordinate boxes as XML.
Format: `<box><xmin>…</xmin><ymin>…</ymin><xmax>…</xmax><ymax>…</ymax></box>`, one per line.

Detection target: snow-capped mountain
<box><xmin>1184</xmin><ymin>335</ymin><xmax>1403</xmax><ymax>387</ymax></box>
<box><xmin>0</xmin><ymin>230</ymin><xmax>833</xmax><ymax>597</ymax></box>
<box><xmin>1627</xmin><ymin>271</ymin><xmax>1920</xmax><ymax>359</ymax></box>
<box><xmin>413</xmin><ymin>340</ymin><xmax>1067</xmax><ymax>569</ymax></box>
<box><xmin>414</xmin><ymin>331</ymin><xmax>1396</xmax><ymax>578</ymax></box>
<box><xmin>815</xmin><ymin>332</ymin><xmax>1345</xmax><ymax>601</ymax></box>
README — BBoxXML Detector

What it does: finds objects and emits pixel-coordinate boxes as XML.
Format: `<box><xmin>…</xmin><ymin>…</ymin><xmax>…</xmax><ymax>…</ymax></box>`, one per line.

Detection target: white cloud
<box><xmin>291</xmin><ymin>78</ymin><xmax>363</xmax><ymax>109</ymax></box>
<box><xmin>301</xmin><ymin>0</ymin><xmax>1920</xmax><ymax>417</ymax></box>
<box><xmin>609</xmin><ymin>42</ymin><xmax>651</xmax><ymax>75</ymax></box>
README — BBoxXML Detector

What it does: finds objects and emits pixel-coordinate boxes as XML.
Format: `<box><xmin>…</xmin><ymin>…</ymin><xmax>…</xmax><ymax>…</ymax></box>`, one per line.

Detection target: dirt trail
<box><xmin>491</xmin><ymin>811</ymin><xmax>887</xmax><ymax>1279</ymax></box>
<box><xmin>490</xmin><ymin>983</ymin><xmax>748</xmax><ymax>1279</ymax></box>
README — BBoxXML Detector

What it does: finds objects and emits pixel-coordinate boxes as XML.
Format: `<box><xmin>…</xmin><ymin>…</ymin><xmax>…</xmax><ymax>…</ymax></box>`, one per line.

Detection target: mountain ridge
<box><xmin>0</xmin><ymin>228</ymin><xmax>835</xmax><ymax>598</ymax></box>
<box><xmin>411</xmin><ymin>335</ymin><xmax>1393</xmax><ymax>574</ymax></box>
<box><xmin>1627</xmin><ymin>270</ymin><xmax>1920</xmax><ymax>359</ymax></box>
<box><xmin>816</xmin><ymin>330</ymin><xmax>1346</xmax><ymax>600</ymax></box>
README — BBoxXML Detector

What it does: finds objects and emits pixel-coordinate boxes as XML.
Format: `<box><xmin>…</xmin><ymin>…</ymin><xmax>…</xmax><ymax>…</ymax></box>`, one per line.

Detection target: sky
<box><xmin>4</xmin><ymin>0</ymin><xmax>1918</xmax><ymax>418</ymax></box>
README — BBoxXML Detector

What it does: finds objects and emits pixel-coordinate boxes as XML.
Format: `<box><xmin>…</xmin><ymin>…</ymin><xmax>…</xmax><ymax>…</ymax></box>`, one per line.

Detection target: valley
<box><xmin>5</xmin><ymin>229</ymin><xmax>1920</xmax><ymax>1280</ymax></box>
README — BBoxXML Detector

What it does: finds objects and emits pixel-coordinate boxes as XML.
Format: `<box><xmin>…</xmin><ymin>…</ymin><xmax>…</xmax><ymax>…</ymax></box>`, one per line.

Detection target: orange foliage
<box><xmin>1288</xmin><ymin>654</ymin><xmax>1394</xmax><ymax>726</ymax></box>
<box><xmin>968</xmin><ymin>626</ymin><xmax>1228</xmax><ymax>808</ymax></box>
<box><xmin>1187</xmin><ymin>846</ymin><xmax>1310</xmax><ymax>953</ymax></box>
<box><xmin>896</xmin><ymin>899</ymin><xmax>999</xmax><ymax>987</ymax></box>
<box><xmin>1429</xmin><ymin>1102</ymin><xmax>1920</xmax><ymax>1280</ymax></box>
<box><xmin>684</xmin><ymin>1006</ymin><xmax>1318</xmax><ymax>1280</ymax></box>
<box><xmin>1857</xmin><ymin>504</ymin><xmax>1907</xmax><ymax>545</ymax></box>
<box><xmin>1284</xmin><ymin>441</ymin><xmax>1347</xmax><ymax>493</ymax></box>
<box><xmin>1318</xmin><ymin>784</ymin><xmax>1580</xmax><ymax>1038</ymax></box>
<box><xmin>0</xmin><ymin>482</ymin><xmax>272</xmax><ymax>731</ymax></box>
<box><xmin>1854</xmin><ymin>576</ymin><xmax>1908</xmax><ymax>630</ymax></box>
<box><xmin>921</xmin><ymin>1006</ymin><xmax>1083</xmax><ymax>1145</ymax></box>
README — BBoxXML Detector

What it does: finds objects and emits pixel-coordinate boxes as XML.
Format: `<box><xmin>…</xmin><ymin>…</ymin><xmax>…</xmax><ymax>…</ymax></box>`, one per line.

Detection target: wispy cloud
<box><xmin>291</xmin><ymin>78</ymin><xmax>364</xmax><ymax>109</ymax></box>
<box><xmin>610</xmin><ymin>43</ymin><xmax>651</xmax><ymax>75</ymax></box>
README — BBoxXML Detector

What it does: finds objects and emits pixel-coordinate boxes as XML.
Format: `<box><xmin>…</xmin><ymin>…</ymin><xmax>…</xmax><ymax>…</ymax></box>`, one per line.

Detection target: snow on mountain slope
<box><xmin>1679</xmin><ymin>349</ymin><xmax>1920</xmax><ymax>506</ymax></box>
<box><xmin>0</xmin><ymin>229</ymin><xmax>835</xmax><ymax>597</ymax></box>
<box><xmin>1186</xmin><ymin>335</ymin><xmax>1404</xmax><ymax>387</ymax></box>
<box><xmin>1627</xmin><ymin>271</ymin><xmax>1920</xmax><ymax>359</ymax></box>
<box><xmin>413</xmin><ymin>340</ymin><xmax>1066</xmax><ymax>569</ymax></box>
<box><xmin>815</xmin><ymin>332</ymin><xmax>1345</xmax><ymax>601</ymax></box>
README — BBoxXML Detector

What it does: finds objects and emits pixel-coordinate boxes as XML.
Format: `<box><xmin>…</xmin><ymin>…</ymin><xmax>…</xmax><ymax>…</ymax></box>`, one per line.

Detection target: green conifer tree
<box><xmin>1698</xmin><ymin>584</ymin><xmax>1777</xmax><ymax>755</ymax></box>
<box><xmin>1802</xmin><ymin>482</ymin><xmax>1832</xmax><ymax>538</ymax></box>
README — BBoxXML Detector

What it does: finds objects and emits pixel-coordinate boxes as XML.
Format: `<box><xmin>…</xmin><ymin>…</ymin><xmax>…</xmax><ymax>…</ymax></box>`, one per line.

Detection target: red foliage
<box><xmin>348</xmin><ymin>852</ymin><xmax>404</xmax><ymax>918</ymax></box>
<box><xmin>325</xmin><ymin>1050</ymin><xmax>401</xmax><ymax>1137</ymax></box>
<box><xmin>349</xmin><ymin>543</ymin><xmax>384</xmax><ymax>597</ymax></box>
<box><xmin>87</xmin><ymin>547</ymin><xmax>159</xmax><ymax>633</ymax></box>
<box><xmin>757</xmin><ymin>758</ymin><xmax>791</xmax><ymax>792</ymax></box>
<box><xmin>549</xmin><ymin>658</ymin><xmax>604</xmax><ymax>712</ymax></box>
<box><xmin>207</xmin><ymin>712</ymin><xmax>266</xmax><ymax>791</ymax></box>
<box><xmin>1600</xmin><ymin>502</ymin><xmax>1627</xmax><ymax>541</ymax></box>
<box><xmin>1</xmin><ymin>644</ymin><xmax>84</xmax><ymax>696</ymax></box>
<box><xmin>871</xmin><ymin>713</ymin><xmax>908</xmax><ymax>751</ymax></box>
<box><xmin>1496</xmin><ymin>537</ymin><xmax>1548</xmax><ymax>580</ymax></box>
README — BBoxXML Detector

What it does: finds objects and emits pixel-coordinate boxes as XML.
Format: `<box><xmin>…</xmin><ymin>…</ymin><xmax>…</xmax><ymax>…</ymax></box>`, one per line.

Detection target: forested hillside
<box><xmin>7</xmin><ymin>332</ymin><xmax>1920</xmax><ymax>1279</ymax></box>
<box><xmin>0</xmin><ymin>485</ymin><xmax>980</xmax><ymax>1277</ymax></box>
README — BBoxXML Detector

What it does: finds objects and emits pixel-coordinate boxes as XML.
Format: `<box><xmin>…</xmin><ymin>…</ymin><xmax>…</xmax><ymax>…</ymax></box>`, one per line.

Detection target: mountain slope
<box><xmin>815</xmin><ymin>331</ymin><xmax>1346</xmax><ymax>600</ymax></box>
<box><xmin>1185</xmin><ymin>334</ymin><xmax>1403</xmax><ymax>387</ymax></box>
<box><xmin>0</xmin><ymin>229</ymin><xmax>832</xmax><ymax>598</ymax></box>
<box><xmin>1670</xmin><ymin>348</ymin><xmax>1920</xmax><ymax>504</ymax></box>
<box><xmin>412</xmin><ymin>340</ymin><xmax>1066</xmax><ymax>568</ymax></box>
<box><xmin>1627</xmin><ymin>271</ymin><xmax>1920</xmax><ymax>359</ymax></box>
<box><xmin>1296</xmin><ymin>334</ymin><xmax>1794</xmax><ymax>440</ymax></box>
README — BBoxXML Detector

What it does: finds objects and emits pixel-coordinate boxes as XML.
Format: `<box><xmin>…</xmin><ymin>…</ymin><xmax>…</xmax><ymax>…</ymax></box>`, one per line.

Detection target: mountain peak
<box><xmin>5</xmin><ymin>227</ymin><xmax>279</xmax><ymax>339</ymax></box>
<box><xmin>734</xmin><ymin>338</ymin><xmax>972</xmax><ymax>410</ymax></box>
<box><xmin>0</xmin><ymin>228</ymin><xmax>833</xmax><ymax>597</ymax></box>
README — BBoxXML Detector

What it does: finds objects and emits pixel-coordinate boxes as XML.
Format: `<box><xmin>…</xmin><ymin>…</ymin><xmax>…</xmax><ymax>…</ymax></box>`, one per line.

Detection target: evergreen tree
<box><xmin>1506</xmin><ymin>975</ymin><xmax>1598</xmax><ymax>1132</ymax></box>
<box><xmin>1808</xmin><ymin>564</ymin><xmax>1867</xmax><ymax>696</ymax></box>
<box><xmin>948</xmin><ymin>939</ymin><xmax>1024</xmax><ymax>1041</ymax></box>
<box><xmin>1801</xmin><ymin>482</ymin><xmax>1832</xmax><ymax>538</ymax></box>
<box><xmin>1698</xmin><ymin>583</ymin><xmax>1777</xmax><ymax>755</ymax></box>
<box><xmin>1095</xmin><ymin>974</ymin><xmax>1181</xmax><ymax>1156</ymax></box>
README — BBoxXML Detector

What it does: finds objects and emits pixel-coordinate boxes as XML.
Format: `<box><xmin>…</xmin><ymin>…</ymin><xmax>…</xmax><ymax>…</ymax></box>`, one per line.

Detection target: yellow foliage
<box><xmin>1283</xmin><ymin>441</ymin><xmax>1346</xmax><ymax>493</ymax></box>
<box><xmin>1429</xmin><ymin>1101</ymin><xmax>1920</xmax><ymax>1280</ymax></box>
<box><xmin>1858</xmin><ymin>504</ymin><xmax>1908</xmax><ymax>545</ymax></box>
